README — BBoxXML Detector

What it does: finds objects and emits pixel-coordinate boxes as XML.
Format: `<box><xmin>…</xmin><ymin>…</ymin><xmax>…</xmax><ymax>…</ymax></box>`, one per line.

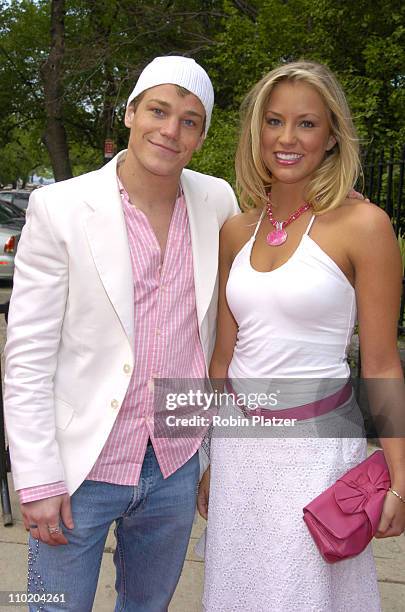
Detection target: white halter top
<box><xmin>226</xmin><ymin>212</ymin><xmax>356</xmax><ymax>380</ymax></box>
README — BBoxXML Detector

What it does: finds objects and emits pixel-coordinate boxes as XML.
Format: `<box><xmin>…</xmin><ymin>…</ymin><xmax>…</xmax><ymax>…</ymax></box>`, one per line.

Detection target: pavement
<box><xmin>0</xmin><ymin>467</ymin><xmax>405</xmax><ymax>612</ymax></box>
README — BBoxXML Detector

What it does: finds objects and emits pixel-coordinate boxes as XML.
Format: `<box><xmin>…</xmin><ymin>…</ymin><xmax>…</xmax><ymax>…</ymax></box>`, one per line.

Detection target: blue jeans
<box><xmin>27</xmin><ymin>447</ymin><xmax>199</xmax><ymax>611</ymax></box>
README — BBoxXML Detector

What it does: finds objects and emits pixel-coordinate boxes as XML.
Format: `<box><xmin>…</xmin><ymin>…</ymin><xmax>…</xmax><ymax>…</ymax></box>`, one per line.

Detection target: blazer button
<box><xmin>123</xmin><ymin>364</ymin><xmax>131</xmax><ymax>374</ymax></box>
<box><xmin>111</xmin><ymin>399</ymin><xmax>119</xmax><ymax>409</ymax></box>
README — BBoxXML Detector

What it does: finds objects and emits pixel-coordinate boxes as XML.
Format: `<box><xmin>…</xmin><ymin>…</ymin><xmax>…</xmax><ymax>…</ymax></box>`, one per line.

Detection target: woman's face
<box><xmin>260</xmin><ymin>80</ymin><xmax>336</xmax><ymax>190</ymax></box>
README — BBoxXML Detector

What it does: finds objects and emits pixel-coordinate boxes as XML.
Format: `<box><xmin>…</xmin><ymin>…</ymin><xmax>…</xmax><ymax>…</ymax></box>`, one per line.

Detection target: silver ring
<box><xmin>47</xmin><ymin>525</ymin><xmax>60</xmax><ymax>534</ymax></box>
<box><xmin>29</xmin><ymin>523</ymin><xmax>38</xmax><ymax>529</ymax></box>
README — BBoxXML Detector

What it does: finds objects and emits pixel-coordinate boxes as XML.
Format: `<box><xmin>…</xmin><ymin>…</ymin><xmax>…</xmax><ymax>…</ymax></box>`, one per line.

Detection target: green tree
<box><xmin>0</xmin><ymin>0</ymin><xmax>227</xmax><ymax>181</ymax></box>
<box><xmin>194</xmin><ymin>0</ymin><xmax>405</xmax><ymax>183</ymax></box>
<box><xmin>0</xmin><ymin>0</ymin><xmax>403</xmax><ymax>185</ymax></box>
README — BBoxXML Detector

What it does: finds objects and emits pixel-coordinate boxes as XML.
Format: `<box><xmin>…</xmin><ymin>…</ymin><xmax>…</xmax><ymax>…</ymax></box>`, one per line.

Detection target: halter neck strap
<box><xmin>252</xmin><ymin>208</ymin><xmax>266</xmax><ymax>240</ymax></box>
<box><xmin>304</xmin><ymin>215</ymin><xmax>316</xmax><ymax>235</ymax></box>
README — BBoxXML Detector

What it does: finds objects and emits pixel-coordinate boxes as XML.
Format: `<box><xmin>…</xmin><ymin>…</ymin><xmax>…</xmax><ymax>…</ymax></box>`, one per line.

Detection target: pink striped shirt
<box><xmin>19</xmin><ymin>179</ymin><xmax>207</xmax><ymax>503</ymax></box>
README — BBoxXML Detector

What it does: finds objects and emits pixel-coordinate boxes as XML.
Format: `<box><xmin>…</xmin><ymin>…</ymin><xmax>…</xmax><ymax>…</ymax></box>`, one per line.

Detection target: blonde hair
<box><xmin>235</xmin><ymin>61</ymin><xmax>360</xmax><ymax>213</ymax></box>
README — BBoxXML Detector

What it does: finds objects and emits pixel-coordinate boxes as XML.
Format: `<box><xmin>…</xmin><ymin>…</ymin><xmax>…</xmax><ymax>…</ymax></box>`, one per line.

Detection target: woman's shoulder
<box><xmin>220</xmin><ymin>208</ymin><xmax>263</xmax><ymax>260</ymax></box>
<box><xmin>313</xmin><ymin>199</ymin><xmax>397</xmax><ymax>264</ymax></box>
<box><xmin>319</xmin><ymin>198</ymin><xmax>392</xmax><ymax>232</ymax></box>
<box><xmin>339</xmin><ymin>199</ymin><xmax>395</xmax><ymax>238</ymax></box>
<box><xmin>320</xmin><ymin>200</ymin><xmax>398</xmax><ymax>266</ymax></box>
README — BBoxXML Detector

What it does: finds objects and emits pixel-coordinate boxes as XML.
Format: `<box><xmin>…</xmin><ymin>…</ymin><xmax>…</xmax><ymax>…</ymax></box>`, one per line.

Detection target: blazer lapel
<box><xmin>83</xmin><ymin>156</ymin><xmax>134</xmax><ymax>350</ymax></box>
<box><xmin>181</xmin><ymin>171</ymin><xmax>219</xmax><ymax>328</ymax></box>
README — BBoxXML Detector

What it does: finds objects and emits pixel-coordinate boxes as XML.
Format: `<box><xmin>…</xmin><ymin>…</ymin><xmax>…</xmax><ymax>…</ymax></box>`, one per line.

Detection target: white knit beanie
<box><xmin>126</xmin><ymin>56</ymin><xmax>214</xmax><ymax>136</ymax></box>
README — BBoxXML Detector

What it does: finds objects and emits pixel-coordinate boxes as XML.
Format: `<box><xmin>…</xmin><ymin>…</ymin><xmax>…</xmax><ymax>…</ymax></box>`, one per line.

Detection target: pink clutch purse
<box><xmin>303</xmin><ymin>451</ymin><xmax>390</xmax><ymax>563</ymax></box>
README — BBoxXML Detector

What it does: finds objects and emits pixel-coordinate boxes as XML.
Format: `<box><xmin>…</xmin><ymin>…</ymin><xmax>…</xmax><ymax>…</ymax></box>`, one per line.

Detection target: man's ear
<box><xmin>124</xmin><ymin>106</ymin><xmax>135</xmax><ymax>129</ymax></box>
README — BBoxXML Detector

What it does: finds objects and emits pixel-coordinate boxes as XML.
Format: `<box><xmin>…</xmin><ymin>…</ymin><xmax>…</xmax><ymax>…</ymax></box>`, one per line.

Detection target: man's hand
<box><xmin>197</xmin><ymin>467</ymin><xmax>210</xmax><ymax>520</ymax></box>
<box><xmin>22</xmin><ymin>494</ymin><xmax>74</xmax><ymax>546</ymax></box>
<box><xmin>348</xmin><ymin>189</ymin><xmax>370</xmax><ymax>202</ymax></box>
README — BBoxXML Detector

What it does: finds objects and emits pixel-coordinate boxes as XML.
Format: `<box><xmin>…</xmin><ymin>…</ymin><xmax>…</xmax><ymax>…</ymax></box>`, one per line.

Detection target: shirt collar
<box><xmin>116</xmin><ymin>173</ymin><xmax>183</xmax><ymax>208</ymax></box>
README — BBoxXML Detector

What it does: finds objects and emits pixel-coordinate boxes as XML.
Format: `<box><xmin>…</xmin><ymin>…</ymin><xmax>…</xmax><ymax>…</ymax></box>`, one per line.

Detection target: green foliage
<box><xmin>188</xmin><ymin>108</ymin><xmax>239</xmax><ymax>186</ymax></box>
<box><xmin>0</xmin><ymin>0</ymin><xmax>403</xmax><ymax>183</ymax></box>
<box><xmin>0</xmin><ymin>125</ymin><xmax>48</xmax><ymax>187</ymax></box>
<box><xmin>0</xmin><ymin>0</ymin><xmax>230</xmax><ymax>180</ymax></box>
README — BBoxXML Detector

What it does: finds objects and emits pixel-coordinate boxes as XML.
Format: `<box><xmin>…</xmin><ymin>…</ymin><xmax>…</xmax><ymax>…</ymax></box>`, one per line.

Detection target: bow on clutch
<box><xmin>303</xmin><ymin>451</ymin><xmax>390</xmax><ymax>563</ymax></box>
<box><xmin>335</xmin><ymin>460</ymin><xmax>391</xmax><ymax>532</ymax></box>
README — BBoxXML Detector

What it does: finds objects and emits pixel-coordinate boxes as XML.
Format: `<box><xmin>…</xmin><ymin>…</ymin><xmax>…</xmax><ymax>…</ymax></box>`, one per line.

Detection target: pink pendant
<box><xmin>266</xmin><ymin>227</ymin><xmax>287</xmax><ymax>246</ymax></box>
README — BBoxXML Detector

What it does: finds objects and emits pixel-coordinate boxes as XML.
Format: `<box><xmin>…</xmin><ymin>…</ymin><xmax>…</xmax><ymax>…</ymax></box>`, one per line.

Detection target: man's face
<box><xmin>124</xmin><ymin>84</ymin><xmax>206</xmax><ymax>178</ymax></box>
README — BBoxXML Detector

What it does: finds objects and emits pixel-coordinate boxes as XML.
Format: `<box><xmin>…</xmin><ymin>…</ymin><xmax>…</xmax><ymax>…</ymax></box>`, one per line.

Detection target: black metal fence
<box><xmin>359</xmin><ymin>145</ymin><xmax>405</xmax><ymax>335</ymax></box>
<box><xmin>360</xmin><ymin>144</ymin><xmax>405</xmax><ymax>236</ymax></box>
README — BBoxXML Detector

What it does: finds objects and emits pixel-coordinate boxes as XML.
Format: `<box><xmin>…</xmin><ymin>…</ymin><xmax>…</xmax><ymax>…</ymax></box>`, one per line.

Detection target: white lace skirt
<box><xmin>202</xmin><ymin>407</ymin><xmax>381</xmax><ymax>611</ymax></box>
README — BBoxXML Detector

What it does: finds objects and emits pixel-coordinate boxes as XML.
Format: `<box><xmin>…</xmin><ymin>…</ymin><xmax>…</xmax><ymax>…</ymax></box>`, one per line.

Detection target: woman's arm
<box><xmin>197</xmin><ymin>216</ymin><xmax>242</xmax><ymax>519</ymax></box>
<box><xmin>209</xmin><ymin>217</ymin><xmax>240</xmax><ymax>386</ymax></box>
<box><xmin>351</xmin><ymin>204</ymin><xmax>405</xmax><ymax>537</ymax></box>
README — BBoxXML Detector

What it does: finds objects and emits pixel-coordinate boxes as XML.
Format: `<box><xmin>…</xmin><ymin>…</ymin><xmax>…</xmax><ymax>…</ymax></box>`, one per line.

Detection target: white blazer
<box><xmin>4</xmin><ymin>152</ymin><xmax>239</xmax><ymax>494</ymax></box>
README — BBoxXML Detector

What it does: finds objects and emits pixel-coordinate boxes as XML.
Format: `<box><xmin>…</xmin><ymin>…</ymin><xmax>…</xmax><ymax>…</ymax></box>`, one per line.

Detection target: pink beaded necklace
<box><xmin>266</xmin><ymin>194</ymin><xmax>312</xmax><ymax>246</ymax></box>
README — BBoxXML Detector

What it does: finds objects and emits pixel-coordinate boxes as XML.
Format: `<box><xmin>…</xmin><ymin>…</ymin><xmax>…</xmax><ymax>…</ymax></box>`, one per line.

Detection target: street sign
<box><xmin>104</xmin><ymin>139</ymin><xmax>114</xmax><ymax>159</ymax></box>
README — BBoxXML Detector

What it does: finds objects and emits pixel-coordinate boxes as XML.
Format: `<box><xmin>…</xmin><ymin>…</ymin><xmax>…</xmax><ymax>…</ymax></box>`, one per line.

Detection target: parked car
<box><xmin>0</xmin><ymin>198</ymin><xmax>26</xmax><ymax>219</ymax></box>
<box><xmin>0</xmin><ymin>189</ymin><xmax>31</xmax><ymax>211</ymax></box>
<box><xmin>0</xmin><ymin>201</ymin><xmax>25</xmax><ymax>229</ymax></box>
<box><xmin>0</xmin><ymin>208</ymin><xmax>22</xmax><ymax>279</ymax></box>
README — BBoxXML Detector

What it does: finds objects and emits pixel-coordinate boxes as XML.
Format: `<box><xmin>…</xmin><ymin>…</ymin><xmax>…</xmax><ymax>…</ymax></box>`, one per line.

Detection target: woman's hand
<box><xmin>197</xmin><ymin>467</ymin><xmax>211</xmax><ymax>520</ymax></box>
<box><xmin>375</xmin><ymin>488</ymin><xmax>405</xmax><ymax>538</ymax></box>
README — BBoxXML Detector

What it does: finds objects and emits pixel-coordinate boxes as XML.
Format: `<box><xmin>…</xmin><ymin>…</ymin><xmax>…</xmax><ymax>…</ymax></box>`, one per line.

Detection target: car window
<box><xmin>0</xmin><ymin>193</ymin><xmax>13</xmax><ymax>203</ymax></box>
<box><xmin>0</xmin><ymin>207</ymin><xmax>18</xmax><ymax>223</ymax></box>
<box><xmin>14</xmin><ymin>195</ymin><xmax>30</xmax><ymax>209</ymax></box>
<box><xmin>0</xmin><ymin>200</ymin><xmax>25</xmax><ymax>218</ymax></box>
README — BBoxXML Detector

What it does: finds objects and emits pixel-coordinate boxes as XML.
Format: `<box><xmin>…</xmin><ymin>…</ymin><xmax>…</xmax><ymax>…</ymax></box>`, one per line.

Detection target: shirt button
<box><xmin>123</xmin><ymin>364</ymin><xmax>131</xmax><ymax>374</ymax></box>
<box><xmin>148</xmin><ymin>379</ymin><xmax>154</xmax><ymax>392</ymax></box>
<box><xmin>111</xmin><ymin>399</ymin><xmax>119</xmax><ymax>409</ymax></box>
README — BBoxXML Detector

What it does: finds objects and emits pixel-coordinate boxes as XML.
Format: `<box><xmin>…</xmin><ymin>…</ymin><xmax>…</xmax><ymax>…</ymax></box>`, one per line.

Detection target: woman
<box><xmin>197</xmin><ymin>61</ymin><xmax>405</xmax><ymax>611</ymax></box>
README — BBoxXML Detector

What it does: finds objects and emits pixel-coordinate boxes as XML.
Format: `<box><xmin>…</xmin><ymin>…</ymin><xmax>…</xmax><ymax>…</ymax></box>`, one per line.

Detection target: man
<box><xmin>4</xmin><ymin>56</ymin><xmax>239</xmax><ymax>611</ymax></box>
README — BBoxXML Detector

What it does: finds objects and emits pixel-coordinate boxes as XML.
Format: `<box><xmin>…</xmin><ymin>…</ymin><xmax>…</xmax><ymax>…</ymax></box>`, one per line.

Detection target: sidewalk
<box><xmin>0</xmin><ymin>472</ymin><xmax>404</xmax><ymax>612</ymax></box>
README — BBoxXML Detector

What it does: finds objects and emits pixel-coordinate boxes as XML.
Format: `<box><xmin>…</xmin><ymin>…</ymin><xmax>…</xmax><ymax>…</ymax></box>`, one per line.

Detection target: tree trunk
<box><xmin>87</xmin><ymin>1</ymin><xmax>119</xmax><ymax>162</ymax></box>
<box><xmin>40</xmin><ymin>0</ymin><xmax>72</xmax><ymax>181</ymax></box>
